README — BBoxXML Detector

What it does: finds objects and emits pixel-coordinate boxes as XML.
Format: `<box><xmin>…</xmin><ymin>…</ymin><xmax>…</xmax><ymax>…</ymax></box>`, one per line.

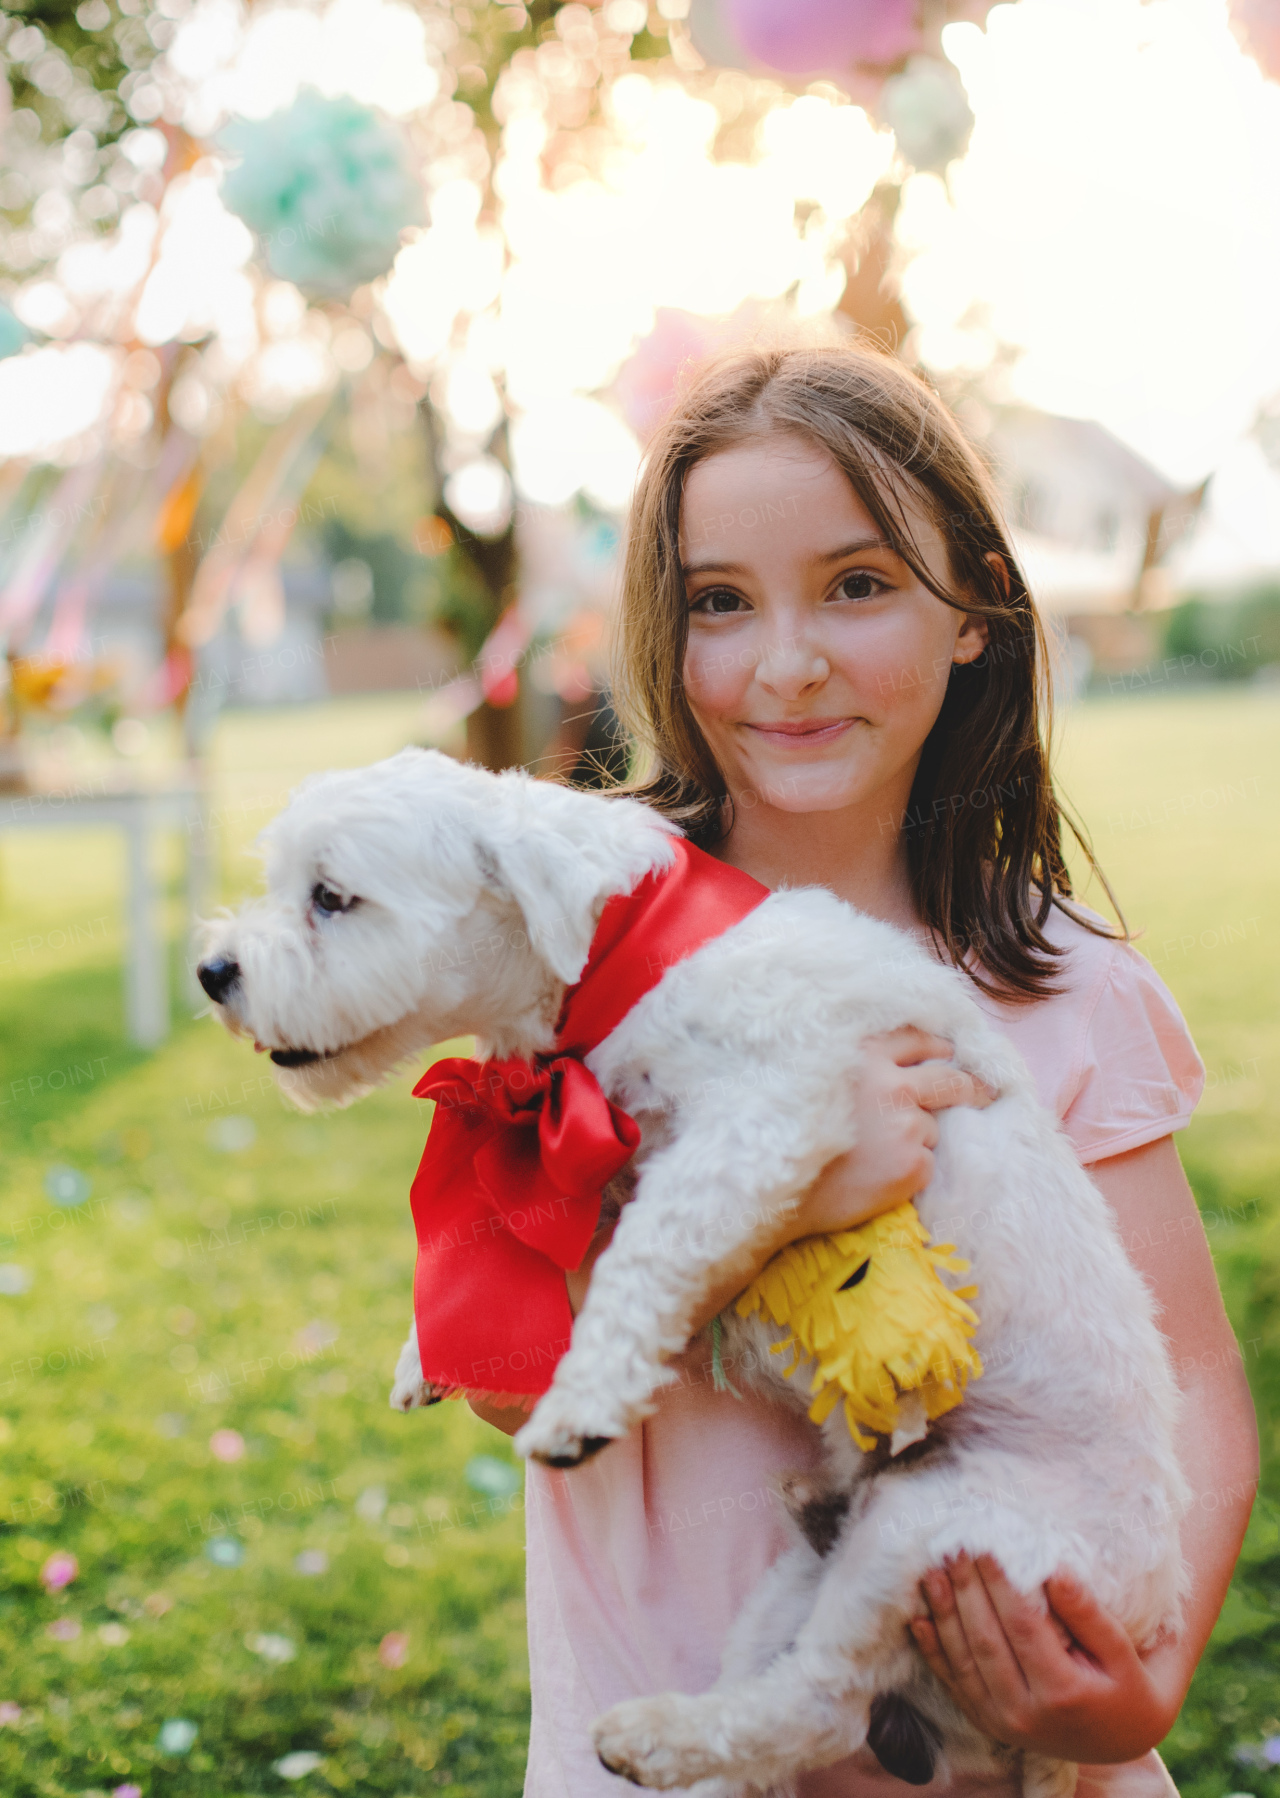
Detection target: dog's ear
<box><xmin>475</xmin><ymin>822</ymin><xmax>605</xmax><ymax>986</ymax></box>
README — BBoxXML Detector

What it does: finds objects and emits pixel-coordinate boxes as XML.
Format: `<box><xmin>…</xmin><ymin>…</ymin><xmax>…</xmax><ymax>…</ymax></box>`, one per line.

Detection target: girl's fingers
<box><xmin>882</xmin><ymin>1028</ymin><xmax>955</xmax><ymax>1065</ymax></box>
<box><xmin>970</xmin><ymin>1556</ymin><xmax>1079</xmax><ymax>1690</ymax></box>
<box><xmin>909</xmin><ymin>1616</ymin><xmax>954</xmax><ymax>1688</ymax></box>
<box><xmin>919</xmin><ymin>1567</ymin><xmax>997</xmax><ymax>1716</ymax></box>
<box><xmin>1043</xmin><ymin>1573</ymin><xmax>1136</xmax><ymax>1673</ymax></box>
<box><xmin>910</xmin><ymin>1063</ymin><xmax>994</xmax><ymax>1112</ymax></box>
<box><xmin>940</xmin><ymin>1554</ymin><xmax>1032</xmax><ymax>1710</ymax></box>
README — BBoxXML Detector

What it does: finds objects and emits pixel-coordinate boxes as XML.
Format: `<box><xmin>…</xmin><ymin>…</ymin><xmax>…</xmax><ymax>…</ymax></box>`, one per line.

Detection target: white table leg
<box><xmin>124</xmin><ymin>813</ymin><xmax>167</xmax><ymax>1048</ymax></box>
<box><xmin>183</xmin><ymin>791</ymin><xmax>215</xmax><ymax>1006</ymax></box>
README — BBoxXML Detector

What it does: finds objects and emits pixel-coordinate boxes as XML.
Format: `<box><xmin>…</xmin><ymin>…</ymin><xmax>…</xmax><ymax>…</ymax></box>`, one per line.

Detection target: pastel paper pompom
<box><xmin>721</xmin><ymin>0</ymin><xmax>918</xmax><ymax>74</ymax></box>
<box><xmin>220</xmin><ymin>91</ymin><xmax>425</xmax><ymax>299</ymax></box>
<box><xmin>0</xmin><ymin>304</ymin><xmax>29</xmax><ymax>361</ymax></box>
<box><xmin>1229</xmin><ymin>0</ymin><xmax>1280</xmax><ymax>81</ymax></box>
<box><xmin>880</xmin><ymin>56</ymin><xmax>975</xmax><ymax>174</ymax></box>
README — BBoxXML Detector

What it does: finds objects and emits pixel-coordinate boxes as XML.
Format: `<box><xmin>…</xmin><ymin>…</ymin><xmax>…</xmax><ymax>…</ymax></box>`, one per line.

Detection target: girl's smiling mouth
<box><xmin>744</xmin><ymin>717</ymin><xmax>858</xmax><ymax>746</ymax></box>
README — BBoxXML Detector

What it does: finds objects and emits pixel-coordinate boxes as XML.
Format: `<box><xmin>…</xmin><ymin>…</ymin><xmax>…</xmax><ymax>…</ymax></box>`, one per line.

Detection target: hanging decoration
<box><xmin>0</xmin><ymin>305</ymin><xmax>29</xmax><ymax>361</ymax></box>
<box><xmin>687</xmin><ymin>0</ymin><xmax>756</xmax><ymax>71</ymax></box>
<box><xmin>700</xmin><ymin>0</ymin><xmax>1003</xmax><ymax>174</ymax></box>
<box><xmin>879</xmin><ymin>55</ymin><xmax>974</xmax><ymax>175</ymax></box>
<box><xmin>720</xmin><ymin>0</ymin><xmax>919</xmax><ymax>74</ymax></box>
<box><xmin>175</xmin><ymin>389</ymin><xmax>333</xmax><ymax>653</ymax></box>
<box><xmin>1229</xmin><ymin>0</ymin><xmax>1280</xmax><ymax>82</ymax></box>
<box><xmin>0</xmin><ymin>459</ymin><xmax>105</xmax><ymax>647</ymax></box>
<box><xmin>219</xmin><ymin>92</ymin><xmax>425</xmax><ymax>299</ymax></box>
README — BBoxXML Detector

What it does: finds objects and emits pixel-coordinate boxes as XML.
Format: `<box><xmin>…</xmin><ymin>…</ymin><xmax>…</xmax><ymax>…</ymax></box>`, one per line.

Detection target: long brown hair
<box><xmin>610</xmin><ymin>341</ymin><xmax>1122</xmax><ymax>1001</ymax></box>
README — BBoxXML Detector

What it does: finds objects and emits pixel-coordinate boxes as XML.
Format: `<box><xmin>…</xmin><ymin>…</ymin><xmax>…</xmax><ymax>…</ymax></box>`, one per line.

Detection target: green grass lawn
<box><xmin>0</xmin><ymin>688</ymin><xmax>1277</xmax><ymax>1798</ymax></box>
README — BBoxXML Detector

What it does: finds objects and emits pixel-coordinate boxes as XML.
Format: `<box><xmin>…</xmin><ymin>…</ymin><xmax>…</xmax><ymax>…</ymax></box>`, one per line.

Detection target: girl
<box><xmin>472</xmin><ymin>344</ymin><xmax>1258</xmax><ymax>1798</ymax></box>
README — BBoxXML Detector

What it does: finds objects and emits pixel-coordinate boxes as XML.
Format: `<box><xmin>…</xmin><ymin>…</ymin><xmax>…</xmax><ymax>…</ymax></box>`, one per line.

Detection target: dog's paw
<box><xmin>389</xmin><ymin>1326</ymin><xmax>443</xmax><ymax>1413</ymax></box>
<box><xmin>513</xmin><ymin>1414</ymin><xmax>616</xmax><ymax>1468</ymax></box>
<box><xmin>514</xmin><ymin>1392</ymin><xmax>621</xmax><ymax>1466</ymax></box>
<box><xmin>388</xmin><ymin>1373</ymin><xmax>444</xmax><ymax>1412</ymax></box>
<box><xmin>593</xmin><ymin>1695</ymin><xmax>729</xmax><ymax>1789</ymax></box>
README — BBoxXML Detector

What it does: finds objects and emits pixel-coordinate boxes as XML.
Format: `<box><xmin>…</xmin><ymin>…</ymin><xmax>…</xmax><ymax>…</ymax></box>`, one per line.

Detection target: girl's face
<box><xmin>679</xmin><ymin>434</ymin><xmax>989</xmax><ymax>820</ymax></box>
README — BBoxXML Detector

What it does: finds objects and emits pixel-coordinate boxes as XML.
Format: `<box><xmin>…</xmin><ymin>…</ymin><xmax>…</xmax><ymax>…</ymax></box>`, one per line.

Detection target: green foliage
<box><xmin>1161</xmin><ymin>584</ymin><xmax>1280</xmax><ymax>682</ymax></box>
<box><xmin>321</xmin><ymin>517</ymin><xmax>431</xmax><ymax>629</ymax></box>
<box><xmin>425</xmin><ymin>545</ymin><xmax>506</xmax><ymax>662</ymax></box>
<box><xmin>0</xmin><ymin>1</ymin><xmax>135</xmax><ymax>147</ymax></box>
<box><xmin>1058</xmin><ymin>688</ymin><xmax>1280</xmax><ymax>1798</ymax></box>
<box><xmin>461</xmin><ymin>1</ymin><xmax>671</xmax><ymax>140</ymax></box>
<box><xmin>0</xmin><ymin>690</ymin><xmax>1276</xmax><ymax>1795</ymax></box>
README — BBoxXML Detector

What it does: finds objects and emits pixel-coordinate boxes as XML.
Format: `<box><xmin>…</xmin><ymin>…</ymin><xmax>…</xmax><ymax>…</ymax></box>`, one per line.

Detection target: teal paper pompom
<box><xmin>879</xmin><ymin>56</ymin><xmax>974</xmax><ymax>176</ymax></box>
<box><xmin>220</xmin><ymin>91</ymin><xmax>425</xmax><ymax>298</ymax></box>
<box><xmin>0</xmin><ymin>304</ymin><xmax>30</xmax><ymax>360</ymax></box>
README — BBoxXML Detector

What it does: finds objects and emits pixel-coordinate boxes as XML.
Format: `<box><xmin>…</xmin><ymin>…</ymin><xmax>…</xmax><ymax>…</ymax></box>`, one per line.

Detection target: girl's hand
<box><xmin>675</xmin><ymin>1028</ymin><xmax>993</xmax><ymax>1336</ymax></box>
<box><xmin>911</xmin><ymin>1554</ymin><xmax>1179</xmax><ymax>1763</ymax></box>
<box><xmin>792</xmin><ymin>1028</ymin><xmax>995</xmax><ymax>1239</ymax></box>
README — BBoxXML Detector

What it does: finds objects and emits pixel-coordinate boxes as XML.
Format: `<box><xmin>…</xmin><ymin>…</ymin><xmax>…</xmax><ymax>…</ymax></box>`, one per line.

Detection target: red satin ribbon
<box><xmin>409</xmin><ymin>835</ymin><xmax>769</xmax><ymax>1396</ymax></box>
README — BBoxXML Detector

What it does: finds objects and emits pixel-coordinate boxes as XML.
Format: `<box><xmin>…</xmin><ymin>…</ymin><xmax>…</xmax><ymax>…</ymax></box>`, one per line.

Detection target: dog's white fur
<box><xmin>200</xmin><ymin>749</ymin><xmax>1188</xmax><ymax>1798</ymax></box>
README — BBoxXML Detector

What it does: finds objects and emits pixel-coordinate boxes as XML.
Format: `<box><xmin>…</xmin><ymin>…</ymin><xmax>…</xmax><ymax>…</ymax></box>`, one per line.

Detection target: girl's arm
<box><xmin>466</xmin><ymin>1396</ymin><xmax>532</xmax><ymax>1435</ymax></box>
<box><xmin>467</xmin><ymin>1028</ymin><xmax>989</xmax><ymax>1436</ymax></box>
<box><xmin>911</xmin><ymin>1134</ymin><xmax>1259</xmax><ymax>1763</ymax></box>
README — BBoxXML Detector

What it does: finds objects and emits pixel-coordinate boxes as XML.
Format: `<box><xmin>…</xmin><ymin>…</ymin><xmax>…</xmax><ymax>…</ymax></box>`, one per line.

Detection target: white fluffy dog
<box><xmin>198</xmin><ymin>748</ymin><xmax>1187</xmax><ymax>1798</ymax></box>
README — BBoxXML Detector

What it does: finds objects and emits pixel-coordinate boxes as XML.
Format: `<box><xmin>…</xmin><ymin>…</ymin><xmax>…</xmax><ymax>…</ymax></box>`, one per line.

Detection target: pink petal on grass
<box><xmin>46</xmin><ymin>1617</ymin><xmax>81</xmax><ymax>1641</ymax></box>
<box><xmin>209</xmin><ymin>1429</ymin><xmax>245</xmax><ymax>1462</ymax></box>
<box><xmin>0</xmin><ymin>1702</ymin><xmax>21</xmax><ymax>1724</ymax></box>
<box><xmin>40</xmin><ymin>1552</ymin><xmax>77</xmax><ymax>1592</ymax></box>
<box><xmin>378</xmin><ymin>1631</ymin><xmax>409</xmax><ymax>1669</ymax></box>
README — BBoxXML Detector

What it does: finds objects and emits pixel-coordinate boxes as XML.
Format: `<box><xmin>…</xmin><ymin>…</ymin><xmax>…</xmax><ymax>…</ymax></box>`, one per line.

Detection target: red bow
<box><xmin>409</xmin><ymin>836</ymin><xmax>770</xmax><ymax>1397</ymax></box>
<box><xmin>416</xmin><ymin>1054</ymin><xmax>640</xmax><ymax>1265</ymax></box>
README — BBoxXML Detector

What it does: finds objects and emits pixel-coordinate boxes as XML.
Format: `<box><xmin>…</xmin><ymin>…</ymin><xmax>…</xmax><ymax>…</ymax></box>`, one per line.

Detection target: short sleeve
<box><xmin>1061</xmin><ymin>943</ymin><xmax>1205</xmax><ymax>1166</ymax></box>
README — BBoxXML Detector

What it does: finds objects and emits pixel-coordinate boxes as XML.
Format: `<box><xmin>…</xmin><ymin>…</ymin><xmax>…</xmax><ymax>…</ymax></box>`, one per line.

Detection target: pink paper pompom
<box><xmin>722</xmin><ymin>0</ymin><xmax>918</xmax><ymax>74</ymax></box>
<box><xmin>1229</xmin><ymin>0</ymin><xmax>1280</xmax><ymax>81</ymax></box>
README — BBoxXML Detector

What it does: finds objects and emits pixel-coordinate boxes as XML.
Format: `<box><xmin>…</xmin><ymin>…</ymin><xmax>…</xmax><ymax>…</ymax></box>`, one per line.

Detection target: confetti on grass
<box><xmin>44</xmin><ymin>1165</ymin><xmax>91</xmax><ymax>1206</ymax></box>
<box><xmin>205</xmin><ymin>1537</ymin><xmax>244</xmax><ymax>1567</ymax></box>
<box><xmin>40</xmin><ymin>1552</ymin><xmax>77</xmax><ymax>1592</ymax></box>
<box><xmin>464</xmin><ymin>1455</ymin><xmax>520</xmax><ymax>1498</ymax></box>
<box><xmin>273</xmin><ymin>1750</ymin><xmax>325</xmax><ymax>1778</ymax></box>
<box><xmin>157</xmin><ymin>1719</ymin><xmax>198</xmax><ymax>1753</ymax></box>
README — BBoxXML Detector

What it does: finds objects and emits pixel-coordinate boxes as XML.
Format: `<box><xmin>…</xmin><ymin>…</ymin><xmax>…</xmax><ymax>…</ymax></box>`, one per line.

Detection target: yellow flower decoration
<box><xmin>735</xmin><ymin>1201</ymin><xmax>983</xmax><ymax>1452</ymax></box>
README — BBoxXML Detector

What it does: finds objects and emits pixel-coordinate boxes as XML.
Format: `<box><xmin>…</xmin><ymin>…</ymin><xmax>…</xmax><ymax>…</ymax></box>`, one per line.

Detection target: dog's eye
<box><xmin>312</xmin><ymin>882</ymin><xmax>355</xmax><ymax>917</ymax></box>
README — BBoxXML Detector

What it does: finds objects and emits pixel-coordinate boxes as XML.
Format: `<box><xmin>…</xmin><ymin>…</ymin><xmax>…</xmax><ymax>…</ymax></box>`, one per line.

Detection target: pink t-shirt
<box><xmin>523</xmin><ymin>905</ymin><xmax>1205</xmax><ymax>1798</ymax></box>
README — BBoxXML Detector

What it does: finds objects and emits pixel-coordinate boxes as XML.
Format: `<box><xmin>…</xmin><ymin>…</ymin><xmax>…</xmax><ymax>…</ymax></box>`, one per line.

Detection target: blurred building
<box><xmin>982</xmin><ymin>408</ymin><xmax>1208</xmax><ymax>686</ymax></box>
<box><xmin>83</xmin><ymin>561</ymin><xmax>459</xmax><ymax>715</ymax></box>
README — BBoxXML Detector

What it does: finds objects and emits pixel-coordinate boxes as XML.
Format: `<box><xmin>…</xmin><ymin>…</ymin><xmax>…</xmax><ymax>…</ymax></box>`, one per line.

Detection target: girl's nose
<box><xmin>757</xmin><ymin>633</ymin><xmax>830</xmax><ymax>702</ymax></box>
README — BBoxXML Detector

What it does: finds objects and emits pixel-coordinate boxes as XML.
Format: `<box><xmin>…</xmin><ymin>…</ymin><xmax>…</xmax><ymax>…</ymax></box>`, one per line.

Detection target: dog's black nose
<box><xmin>197</xmin><ymin>957</ymin><xmax>241</xmax><ymax>1003</ymax></box>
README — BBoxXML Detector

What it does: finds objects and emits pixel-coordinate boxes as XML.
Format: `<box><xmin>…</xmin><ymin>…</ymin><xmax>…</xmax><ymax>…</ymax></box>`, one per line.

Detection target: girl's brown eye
<box><xmin>696</xmin><ymin>589</ymin><xmax>744</xmax><ymax>614</ymax></box>
<box><xmin>837</xmin><ymin>572</ymin><xmax>880</xmax><ymax>602</ymax></box>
